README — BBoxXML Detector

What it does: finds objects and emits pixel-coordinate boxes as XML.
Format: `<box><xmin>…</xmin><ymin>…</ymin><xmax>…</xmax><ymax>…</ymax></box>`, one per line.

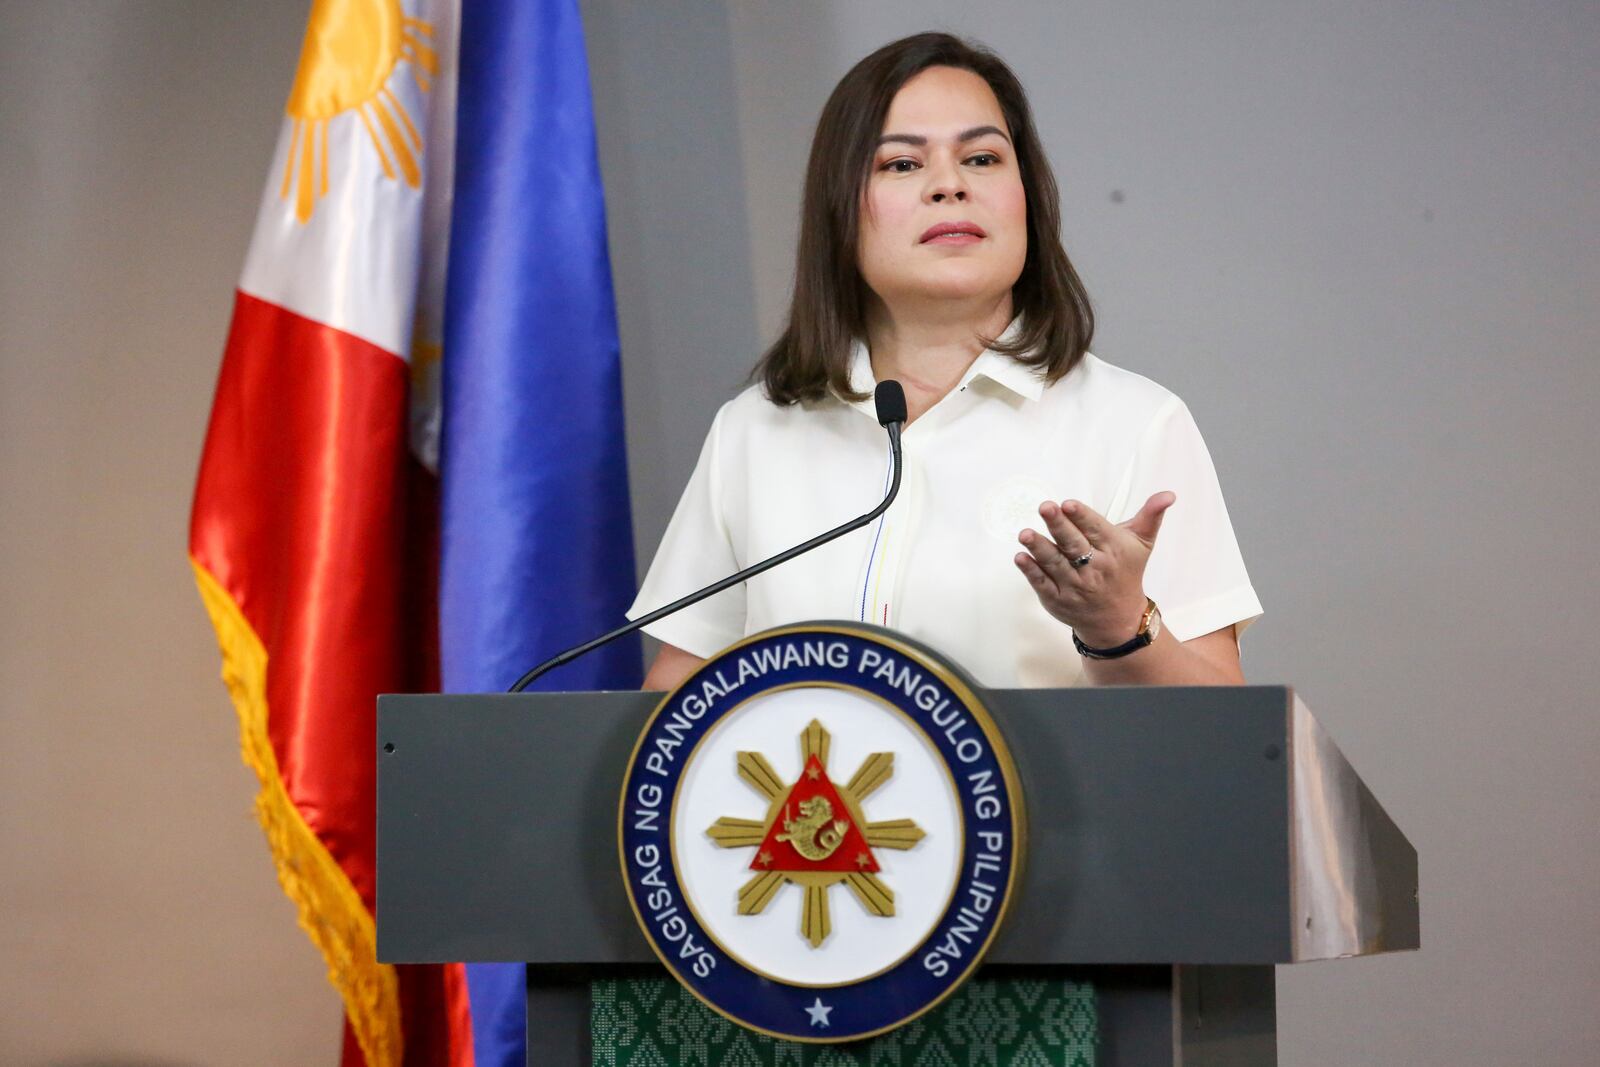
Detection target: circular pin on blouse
<box><xmin>617</xmin><ymin>623</ymin><xmax>1026</xmax><ymax>1043</ymax></box>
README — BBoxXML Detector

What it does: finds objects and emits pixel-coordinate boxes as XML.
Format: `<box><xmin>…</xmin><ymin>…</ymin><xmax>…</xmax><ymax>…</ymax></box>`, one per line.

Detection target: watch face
<box><xmin>1145</xmin><ymin>605</ymin><xmax>1162</xmax><ymax>641</ymax></box>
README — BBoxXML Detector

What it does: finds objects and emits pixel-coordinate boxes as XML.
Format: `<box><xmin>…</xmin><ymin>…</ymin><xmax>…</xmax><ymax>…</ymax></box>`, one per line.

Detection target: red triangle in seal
<box><xmin>750</xmin><ymin>755</ymin><xmax>879</xmax><ymax>874</ymax></box>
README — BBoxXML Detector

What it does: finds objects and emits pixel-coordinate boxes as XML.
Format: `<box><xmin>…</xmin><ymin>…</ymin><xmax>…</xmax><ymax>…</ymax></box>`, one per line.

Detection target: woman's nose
<box><xmin>924</xmin><ymin>159</ymin><xmax>969</xmax><ymax>204</ymax></box>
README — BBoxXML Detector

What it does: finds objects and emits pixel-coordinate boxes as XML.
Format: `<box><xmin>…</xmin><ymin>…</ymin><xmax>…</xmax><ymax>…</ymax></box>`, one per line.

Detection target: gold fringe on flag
<box><xmin>192</xmin><ymin>559</ymin><xmax>403</xmax><ymax>1067</ymax></box>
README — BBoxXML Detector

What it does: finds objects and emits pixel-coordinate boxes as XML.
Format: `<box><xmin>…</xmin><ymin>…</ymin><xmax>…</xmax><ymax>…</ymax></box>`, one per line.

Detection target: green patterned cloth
<box><xmin>591</xmin><ymin>976</ymin><xmax>1096</xmax><ymax>1066</ymax></box>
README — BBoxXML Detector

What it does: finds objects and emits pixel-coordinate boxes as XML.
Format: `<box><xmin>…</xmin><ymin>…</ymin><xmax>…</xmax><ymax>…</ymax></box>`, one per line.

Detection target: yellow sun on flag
<box><xmin>280</xmin><ymin>0</ymin><xmax>438</xmax><ymax>222</ymax></box>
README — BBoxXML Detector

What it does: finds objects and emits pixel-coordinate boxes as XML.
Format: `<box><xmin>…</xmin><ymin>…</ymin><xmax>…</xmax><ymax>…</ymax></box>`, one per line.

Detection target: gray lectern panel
<box><xmin>988</xmin><ymin>686</ymin><xmax>1292</xmax><ymax>963</ymax></box>
<box><xmin>378</xmin><ymin>690</ymin><xmax>655</xmax><ymax>964</ymax></box>
<box><xmin>378</xmin><ymin>685</ymin><xmax>1422</xmax><ymax>967</ymax></box>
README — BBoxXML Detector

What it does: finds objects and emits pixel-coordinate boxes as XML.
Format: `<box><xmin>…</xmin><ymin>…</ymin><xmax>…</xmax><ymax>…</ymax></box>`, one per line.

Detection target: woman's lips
<box><xmin>920</xmin><ymin>221</ymin><xmax>987</xmax><ymax>244</ymax></box>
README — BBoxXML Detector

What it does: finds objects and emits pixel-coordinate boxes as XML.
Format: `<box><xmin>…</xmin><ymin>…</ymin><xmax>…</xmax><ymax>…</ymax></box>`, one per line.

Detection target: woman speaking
<box><xmin>618</xmin><ymin>31</ymin><xmax>1265</xmax><ymax>1063</ymax></box>
<box><xmin>631</xmin><ymin>32</ymin><xmax>1261</xmax><ymax>693</ymax></box>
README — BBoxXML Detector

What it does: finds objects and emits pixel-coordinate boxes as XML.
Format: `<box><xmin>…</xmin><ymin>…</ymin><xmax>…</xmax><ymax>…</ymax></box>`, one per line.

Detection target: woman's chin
<box><xmin>904</xmin><ymin>277</ymin><xmax>1012</xmax><ymax>307</ymax></box>
<box><xmin>904</xmin><ymin>260</ymin><xmax>1020</xmax><ymax>303</ymax></box>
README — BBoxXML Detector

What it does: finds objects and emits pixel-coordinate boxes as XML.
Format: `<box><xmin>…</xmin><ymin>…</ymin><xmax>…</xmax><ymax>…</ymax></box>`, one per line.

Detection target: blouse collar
<box><xmin>843</xmin><ymin>316</ymin><xmax>1044</xmax><ymax>411</ymax></box>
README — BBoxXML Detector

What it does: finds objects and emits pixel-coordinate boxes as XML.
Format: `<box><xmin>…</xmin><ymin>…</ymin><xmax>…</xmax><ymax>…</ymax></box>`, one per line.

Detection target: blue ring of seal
<box><xmin>618</xmin><ymin>624</ymin><xmax>1024</xmax><ymax>1044</ymax></box>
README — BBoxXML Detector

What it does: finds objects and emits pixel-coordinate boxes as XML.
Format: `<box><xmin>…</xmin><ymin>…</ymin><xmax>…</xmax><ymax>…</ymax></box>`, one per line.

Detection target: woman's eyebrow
<box><xmin>875</xmin><ymin>125</ymin><xmax>1012</xmax><ymax>148</ymax></box>
<box><xmin>957</xmin><ymin>124</ymin><xmax>1010</xmax><ymax>144</ymax></box>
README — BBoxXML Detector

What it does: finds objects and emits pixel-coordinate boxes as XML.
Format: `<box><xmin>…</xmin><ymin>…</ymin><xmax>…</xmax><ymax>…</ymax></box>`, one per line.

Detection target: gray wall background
<box><xmin>1</xmin><ymin>1</ymin><xmax>1594</xmax><ymax>1064</ymax></box>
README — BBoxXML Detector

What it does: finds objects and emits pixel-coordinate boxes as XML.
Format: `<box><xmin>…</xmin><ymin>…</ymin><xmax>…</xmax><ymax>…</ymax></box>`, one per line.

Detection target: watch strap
<box><xmin>1073</xmin><ymin>598</ymin><xmax>1160</xmax><ymax>660</ymax></box>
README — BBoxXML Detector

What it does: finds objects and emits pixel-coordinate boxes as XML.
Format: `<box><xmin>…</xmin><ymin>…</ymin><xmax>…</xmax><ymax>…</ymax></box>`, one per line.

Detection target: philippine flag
<box><xmin>189</xmin><ymin>1</ymin><xmax>637</xmax><ymax>1064</ymax></box>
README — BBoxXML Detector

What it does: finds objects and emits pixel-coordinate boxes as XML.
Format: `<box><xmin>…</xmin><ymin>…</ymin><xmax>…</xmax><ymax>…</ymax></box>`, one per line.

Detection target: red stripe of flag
<box><xmin>191</xmin><ymin>290</ymin><xmax>471</xmax><ymax>1066</ymax></box>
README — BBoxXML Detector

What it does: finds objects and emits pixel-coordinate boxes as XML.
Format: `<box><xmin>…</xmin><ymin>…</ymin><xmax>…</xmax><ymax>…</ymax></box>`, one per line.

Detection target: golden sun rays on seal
<box><xmin>707</xmin><ymin>719</ymin><xmax>926</xmax><ymax>948</ymax></box>
<box><xmin>281</xmin><ymin>0</ymin><xmax>438</xmax><ymax>222</ymax></box>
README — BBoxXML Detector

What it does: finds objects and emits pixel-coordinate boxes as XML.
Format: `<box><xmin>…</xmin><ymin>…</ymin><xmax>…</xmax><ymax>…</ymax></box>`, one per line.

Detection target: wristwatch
<box><xmin>1073</xmin><ymin>598</ymin><xmax>1162</xmax><ymax>660</ymax></box>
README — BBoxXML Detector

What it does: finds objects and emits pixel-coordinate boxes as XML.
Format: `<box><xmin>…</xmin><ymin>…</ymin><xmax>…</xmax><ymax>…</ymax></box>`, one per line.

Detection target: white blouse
<box><xmin>628</xmin><ymin>337</ymin><xmax>1262</xmax><ymax>689</ymax></box>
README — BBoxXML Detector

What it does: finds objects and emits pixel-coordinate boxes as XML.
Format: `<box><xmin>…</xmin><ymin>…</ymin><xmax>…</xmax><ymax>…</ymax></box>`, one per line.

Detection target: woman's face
<box><xmin>857</xmin><ymin>65</ymin><xmax>1028</xmax><ymax>314</ymax></box>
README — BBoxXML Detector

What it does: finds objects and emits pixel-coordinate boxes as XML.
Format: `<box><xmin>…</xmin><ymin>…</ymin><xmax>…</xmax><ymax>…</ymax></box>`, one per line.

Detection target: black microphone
<box><xmin>508</xmin><ymin>380</ymin><xmax>908</xmax><ymax>693</ymax></box>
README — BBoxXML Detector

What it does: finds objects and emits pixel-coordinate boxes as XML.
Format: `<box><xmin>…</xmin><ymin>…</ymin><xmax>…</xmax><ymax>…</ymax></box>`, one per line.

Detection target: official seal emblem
<box><xmin>619</xmin><ymin>624</ymin><xmax>1025</xmax><ymax>1043</ymax></box>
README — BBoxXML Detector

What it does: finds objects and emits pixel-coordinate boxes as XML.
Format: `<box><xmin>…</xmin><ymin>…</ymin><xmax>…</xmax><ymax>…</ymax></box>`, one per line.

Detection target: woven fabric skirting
<box><xmin>591</xmin><ymin>975</ymin><xmax>1097</xmax><ymax>1066</ymax></box>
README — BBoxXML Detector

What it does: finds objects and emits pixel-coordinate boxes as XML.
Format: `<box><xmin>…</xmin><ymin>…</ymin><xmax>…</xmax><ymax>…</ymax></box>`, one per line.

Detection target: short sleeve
<box><xmin>1111</xmin><ymin>397</ymin><xmax>1263</xmax><ymax>643</ymax></box>
<box><xmin>627</xmin><ymin>404</ymin><xmax>747</xmax><ymax>656</ymax></box>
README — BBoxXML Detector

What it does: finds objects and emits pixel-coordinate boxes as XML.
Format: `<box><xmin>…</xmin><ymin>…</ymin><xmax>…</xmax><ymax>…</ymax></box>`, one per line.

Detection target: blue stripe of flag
<box><xmin>440</xmin><ymin>0</ymin><xmax>642</xmax><ymax>1062</ymax></box>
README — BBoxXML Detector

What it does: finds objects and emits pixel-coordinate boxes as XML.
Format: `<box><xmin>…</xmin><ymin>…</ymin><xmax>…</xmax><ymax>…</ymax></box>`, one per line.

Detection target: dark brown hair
<box><xmin>755</xmin><ymin>32</ymin><xmax>1094</xmax><ymax>405</ymax></box>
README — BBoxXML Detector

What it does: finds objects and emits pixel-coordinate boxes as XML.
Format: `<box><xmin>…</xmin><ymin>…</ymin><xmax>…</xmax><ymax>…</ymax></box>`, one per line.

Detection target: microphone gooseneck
<box><xmin>507</xmin><ymin>380</ymin><xmax>908</xmax><ymax>693</ymax></box>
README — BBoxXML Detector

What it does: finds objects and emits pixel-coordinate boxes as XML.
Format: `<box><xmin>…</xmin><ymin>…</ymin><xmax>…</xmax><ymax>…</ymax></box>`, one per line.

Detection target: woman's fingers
<box><xmin>1038</xmin><ymin>500</ymin><xmax>1092</xmax><ymax>560</ymax></box>
<box><xmin>1014</xmin><ymin>551</ymin><xmax>1058</xmax><ymax>595</ymax></box>
<box><xmin>1020</xmin><ymin>521</ymin><xmax>1078</xmax><ymax>581</ymax></box>
<box><xmin>1060</xmin><ymin>499</ymin><xmax>1112</xmax><ymax>547</ymax></box>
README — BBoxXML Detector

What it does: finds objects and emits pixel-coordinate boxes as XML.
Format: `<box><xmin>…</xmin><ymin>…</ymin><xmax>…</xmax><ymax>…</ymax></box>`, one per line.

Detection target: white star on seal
<box><xmin>804</xmin><ymin>996</ymin><xmax>833</xmax><ymax>1027</ymax></box>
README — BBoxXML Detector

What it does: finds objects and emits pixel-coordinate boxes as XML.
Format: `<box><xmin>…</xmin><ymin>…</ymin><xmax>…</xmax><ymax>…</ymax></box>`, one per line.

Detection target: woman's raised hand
<box><xmin>1013</xmin><ymin>492</ymin><xmax>1175</xmax><ymax>648</ymax></box>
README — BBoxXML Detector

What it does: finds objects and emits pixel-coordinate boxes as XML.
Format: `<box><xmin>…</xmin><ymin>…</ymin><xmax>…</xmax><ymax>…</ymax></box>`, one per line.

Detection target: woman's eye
<box><xmin>882</xmin><ymin>158</ymin><xmax>920</xmax><ymax>173</ymax></box>
<box><xmin>967</xmin><ymin>153</ymin><xmax>1000</xmax><ymax>167</ymax></box>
